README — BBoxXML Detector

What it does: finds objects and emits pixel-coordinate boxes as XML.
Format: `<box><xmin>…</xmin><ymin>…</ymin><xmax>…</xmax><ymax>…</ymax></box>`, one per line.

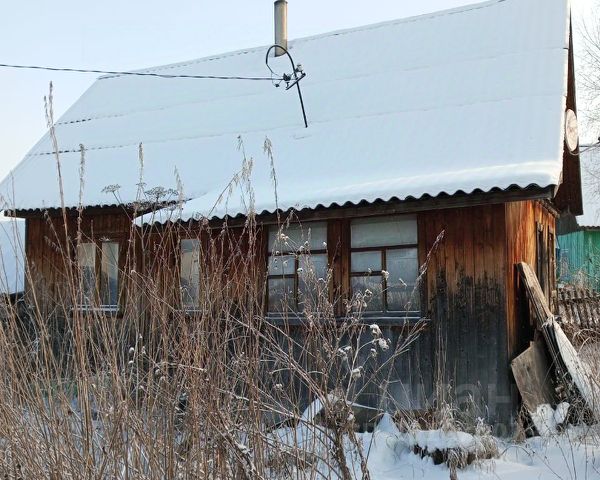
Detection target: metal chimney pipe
<box><xmin>274</xmin><ymin>0</ymin><xmax>288</xmax><ymax>57</ymax></box>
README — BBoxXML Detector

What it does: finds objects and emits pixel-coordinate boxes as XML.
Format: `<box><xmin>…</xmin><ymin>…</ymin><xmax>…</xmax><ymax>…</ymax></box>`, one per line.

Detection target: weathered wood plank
<box><xmin>484</xmin><ymin>205</ymin><xmax>499</xmax><ymax>416</ymax></box>
<box><xmin>518</xmin><ymin>262</ymin><xmax>553</xmax><ymax>327</ymax></box>
<box><xmin>328</xmin><ymin>219</ymin><xmax>343</xmax><ymax>313</ymax></box>
<box><xmin>462</xmin><ymin>208</ymin><xmax>475</xmax><ymax>398</ymax></box>
<box><xmin>510</xmin><ymin>339</ymin><xmax>556</xmax><ymax>421</ymax></box>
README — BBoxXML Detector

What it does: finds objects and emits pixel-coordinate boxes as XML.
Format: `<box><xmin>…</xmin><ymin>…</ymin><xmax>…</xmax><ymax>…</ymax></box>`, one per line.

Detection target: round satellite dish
<box><xmin>565</xmin><ymin>109</ymin><xmax>579</xmax><ymax>153</ymax></box>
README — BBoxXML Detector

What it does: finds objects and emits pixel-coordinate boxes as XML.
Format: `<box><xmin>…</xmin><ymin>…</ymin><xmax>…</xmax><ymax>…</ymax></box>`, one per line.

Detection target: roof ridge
<box><xmin>100</xmin><ymin>0</ymin><xmax>507</xmax><ymax>79</ymax></box>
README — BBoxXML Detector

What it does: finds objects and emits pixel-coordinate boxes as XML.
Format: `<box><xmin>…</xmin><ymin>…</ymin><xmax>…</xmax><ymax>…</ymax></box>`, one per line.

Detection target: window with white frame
<box><xmin>77</xmin><ymin>240</ymin><xmax>120</xmax><ymax>308</ymax></box>
<box><xmin>350</xmin><ymin>215</ymin><xmax>419</xmax><ymax>314</ymax></box>
<box><xmin>180</xmin><ymin>239</ymin><xmax>201</xmax><ymax>309</ymax></box>
<box><xmin>267</xmin><ymin>222</ymin><xmax>328</xmax><ymax>312</ymax></box>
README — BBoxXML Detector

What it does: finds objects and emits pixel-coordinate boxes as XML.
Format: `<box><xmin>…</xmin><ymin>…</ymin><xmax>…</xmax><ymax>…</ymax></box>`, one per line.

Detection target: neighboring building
<box><xmin>558</xmin><ymin>147</ymin><xmax>600</xmax><ymax>288</ymax></box>
<box><xmin>0</xmin><ymin>218</ymin><xmax>26</xmax><ymax>323</ymax></box>
<box><xmin>0</xmin><ymin>219</ymin><xmax>25</xmax><ymax>301</ymax></box>
<box><xmin>0</xmin><ymin>0</ymin><xmax>582</xmax><ymax>426</ymax></box>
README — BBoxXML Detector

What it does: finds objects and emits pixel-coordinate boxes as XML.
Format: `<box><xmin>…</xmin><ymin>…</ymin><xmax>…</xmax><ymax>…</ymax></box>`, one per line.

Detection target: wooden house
<box><xmin>558</xmin><ymin>146</ymin><xmax>600</xmax><ymax>289</ymax></box>
<box><xmin>0</xmin><ymin>0</ymin><xmax>582</xmax><ymax>427</ymax></box>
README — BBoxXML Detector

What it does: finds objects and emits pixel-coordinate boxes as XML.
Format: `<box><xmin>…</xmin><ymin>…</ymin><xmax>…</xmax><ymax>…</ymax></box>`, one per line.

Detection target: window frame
<box><xmin>75</xmin><ymin>238</ymin><xmax>122</xmax><ymax>312</ymax></box>
<box><xmin>265</xmin><ymin>223</ymin><xmax>328</xmax><ymax>314</ymax></box>
<box><xmin>179</xmin><ymin>237</ymin><xmax>202</xmax><ymax>311</ymax></box>
<box><xmin>100</xmin><ymin>241</ymin><xmax>120</xmax><ymax>307</ymax></box>
<box><xmin>350</xmin><ymin>216</ymin><xmax>420</xmax><ymax>317</ymax></box>
<box><xmin>76</xmin><ymin>242</ymin><xmax>97</xmax><ymax>308</ymax></box>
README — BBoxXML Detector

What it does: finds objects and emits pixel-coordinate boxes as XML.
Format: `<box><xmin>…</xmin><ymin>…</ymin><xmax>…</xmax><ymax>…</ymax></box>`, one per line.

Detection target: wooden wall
<box><xmin>505</xmin><ymin>201</ymin><xmax>556</xmax><ymax>361</ymax></box>
<box><xmin>416</xmin><ymin>200</ymin><xmax>556</xmax><ymax>426</ymax></box>
<box><xmin>418</xmin><ymin>204</ymin><xmax>511</xmax><ymax>425</ymax></box>
<box><xmin>21</xmin><ymin>199</ymin><xmax>556</xmax><ymax>427</ymax></box>
<box><xmin>24</xmin><ymin>209</ymin><xmax>138</xmax><ymax>314</ymax></box>
<box><xmin>419</xmin><ymin>201</ymin><xmax>556</xmax><ymax>424</ymax></box>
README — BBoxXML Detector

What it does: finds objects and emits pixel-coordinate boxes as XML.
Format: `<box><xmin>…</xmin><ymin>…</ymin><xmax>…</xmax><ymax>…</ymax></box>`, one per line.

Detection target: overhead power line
<box><xmin>0</xmin><ymin>62</ymin><xmax>282</xmax><ymax>81</ymax></box>
<box><xmin>265</xmin><ymin>44</ymin><xmax>308</xmax><ymax>128</ymax></box>
<box><xmin>1</xmin><ymin>47</ymin><xmax>309</xmax><ymax>126</ymax></box>
<box><xmin>580</xmin><ymin>141</ymin><xmax>600</xmax><ymax>154</ymax></box>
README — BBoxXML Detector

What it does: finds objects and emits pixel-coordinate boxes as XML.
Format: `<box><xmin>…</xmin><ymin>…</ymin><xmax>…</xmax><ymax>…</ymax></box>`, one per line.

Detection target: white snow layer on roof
<box><xmin>576</xmin><ymin>147</ymin><xmax>600</xmax><ymax>227</ymax></box>
<box><xmin>0</xmin><ymin>219</ymin><xmax>25</xmax><ymax>295</ymax></box>
<box><xmin>1</xmin><ymin>0</ymin><xmax>571</xmax><ymax>223</ymax></box>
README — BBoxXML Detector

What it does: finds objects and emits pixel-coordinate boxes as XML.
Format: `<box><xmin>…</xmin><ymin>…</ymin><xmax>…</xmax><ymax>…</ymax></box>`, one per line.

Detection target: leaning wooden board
<box><xmin>553</xmin><ymin>322</ymin><xmax>600</xmax><ymax>421</ymax></box>
<box><xmin>518</xmin><ymin>262</ymin><xmax>600</xmax><ymax>422</ymax></box>
<box><xmin>517</xmin><ymin>263</ymin><xmax>564</xmax><ymax>380</ymax></box>
<box><xmin>517</xmin><ymin>262</ymin><xmax>553</xmax><ymax>328</ymax></box>
<box><xmin>511</xmin><ymin>339</ymin><xmax>556</xmax><ymax>418</ymax></box>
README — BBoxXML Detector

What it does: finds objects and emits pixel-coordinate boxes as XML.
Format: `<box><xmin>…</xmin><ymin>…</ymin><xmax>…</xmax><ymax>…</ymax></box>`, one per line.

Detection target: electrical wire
<box><xmin>265</xmin><ymin>44</ymin><xmax>308</xmax><ymax>128</ymax></box>
<box><xmin>0</xmin><ymin>62</ymin><xmax>282</xmax><ymax>81</ymax></box>
<box><xmin>1</xmin><ymin>49</ymin><xmax>309</xmax><ymax>126</ymax></box>
<box><xmin>580</xmin><ymin>142</ymin><xmax>600</xmax><ymax>154</ymax></box>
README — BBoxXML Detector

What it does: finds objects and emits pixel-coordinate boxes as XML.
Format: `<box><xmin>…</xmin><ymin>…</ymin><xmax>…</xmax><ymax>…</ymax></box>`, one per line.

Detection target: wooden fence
<box><xmin>557</xmin><ymin>286</ymin><xmax>600</xmax><ymax>329</ymax></box>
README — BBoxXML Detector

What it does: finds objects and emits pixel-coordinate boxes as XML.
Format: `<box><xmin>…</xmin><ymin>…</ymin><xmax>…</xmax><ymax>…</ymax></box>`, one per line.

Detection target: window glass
<box><xmin>268</xmin><ymin>222</ymin><xmax>327</xmax><ymax>252</ymax></box>
<box><xmin>387</xmin><ymin>285</ymin><xmax>417</xmax><ymax>312</ymax></box>
<box><xmin>387</xmin><ymin>248</ymin><xmax>419</xmax><ymax>285</ymax></box>
<box><xmin>180</xmin><ymin>239</ymin><xmax>200</xmax><ymax>309</ymax></box>
<box><xmin>267</xmin><ymin>222</ymin><xmax>328</xmax><ymax>312</ymax></box>
<box><xmin>268</xmin><ymin>254</ymin><xmax>296</xmax><ymax>276</ymax></box>
<box><xmin>298</xmin><ymin>254</ymin><xmax>328</xmax><ymax>280</ymax></box>
<box><xmin>351</xmin><ymin>276</ymin><xmax>383</xmax><ymax>312</ymax></box>
<box><xmin>298</xmin><ymin>253</ymin><xmax>328</xmax><ymax>303</ymax></box>
<box><xmin>350</xmin><ymin>216</ymin><xmax>419</xmax><ymax>315</ymax></box>
<box><xmin>387</xmin><ymin>248</ymin><xmax>420</xmax><ymax>311</ymax></box>
<box><xmin>351</xmin><ymin>215</ymin><xmax>417</xmax><ymax>248</ymax></box>
<box><xmin>268</xmin><ymin>278</ymin><xmax>295</xmax><ymax>312</ymax></box>
<box><xmin>351</xmin><ymin>251</ymin><xmax>382</xmax><ymax>273</ymax></box>
<box><xmin>386</xmin><ymin>247</ymin><xmax>419</xmax><ymax>311</ymax></box>
<box><xmin>77</xmin><ymin>243</ymin><xmax>96</xmax><ymax>305</ymax></box>
<box><xmin>101</xmin><ymin>242</ymin><xmax>119</xmax><ymax>306</ymax></box>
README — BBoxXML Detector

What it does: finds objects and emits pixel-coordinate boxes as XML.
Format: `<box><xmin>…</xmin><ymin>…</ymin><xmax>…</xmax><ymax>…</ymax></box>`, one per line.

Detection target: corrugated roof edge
<box><xmin>98</xmin><ymin>0</ymin><xmax>508</xmax><ymax>80</ymax></box>
<box><xmin>134</xmin><ymin>182</ymin><xmax>556</xmax><ymax>227</ymax></box>
<box><xmin>7</xmin><ymin>182</ymin><xmax>555</xmax><ymax>219</ymax></box>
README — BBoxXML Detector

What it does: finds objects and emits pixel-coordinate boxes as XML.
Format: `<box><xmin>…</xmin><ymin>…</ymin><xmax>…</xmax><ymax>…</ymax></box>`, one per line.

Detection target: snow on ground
<box><xmin>271</xmin><ymin>410</ymin><xmax>600</xmax><ymax>479</ymax></box>
<box><xmin>531</xmin><ymin>402</ymin><xmax>571</xmax><ymax>437</ymax></box>
<box><xmin>361</xmin><ymin>431</ymin><xmax>600</xmax><ymax>479</ymax></box>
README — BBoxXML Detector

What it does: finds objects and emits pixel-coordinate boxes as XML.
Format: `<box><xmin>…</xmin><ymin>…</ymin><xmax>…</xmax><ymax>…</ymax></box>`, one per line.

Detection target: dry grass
<box><xmin>0</xmin><ymin>206</ymin><xmax>437</xmax><ymax>479</ymax></box>
<box><xmin>0</xmin><ymin>86</ymin><xmax>511</xmax><ymax>478</ymax></box>
<box><xmin>0</xmin><ymin>89</ymin><xmax>439</xmax><ymax>478</ymax></box>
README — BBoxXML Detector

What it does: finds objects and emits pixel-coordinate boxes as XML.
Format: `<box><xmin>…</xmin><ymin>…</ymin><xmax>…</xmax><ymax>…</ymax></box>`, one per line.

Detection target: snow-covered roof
<box><xmin>576</xmin><ymin>147</ymin><xmax>600</xmax><ymax>228</ymax></box>
<box><xmin>0</xmin><ymin>220</ymin><xmax>25</xmax><ymax>295</ymax></box>
<box><xmin>1</xmin><ymin>0</ymin><xmax>572</xmax><ymax>223</ymax></box>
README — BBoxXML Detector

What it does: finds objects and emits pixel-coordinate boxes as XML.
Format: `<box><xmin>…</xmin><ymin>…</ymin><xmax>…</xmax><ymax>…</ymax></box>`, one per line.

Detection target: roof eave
<box><xmin>138</xmin><ymin>184</ymin><xmax>556</xmax><ymax>228</ymax></box>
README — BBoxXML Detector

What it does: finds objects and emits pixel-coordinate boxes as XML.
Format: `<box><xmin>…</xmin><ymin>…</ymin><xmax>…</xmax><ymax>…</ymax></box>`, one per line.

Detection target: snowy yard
<box><xmin>270</xmin><ymin>413</ymin><xmax>600</xmax><ymax>479</ymax></box>
<box><xmin>364</xmin><ymin>427</ymin><xmax>600</xmax><ymax>479</ymax></box>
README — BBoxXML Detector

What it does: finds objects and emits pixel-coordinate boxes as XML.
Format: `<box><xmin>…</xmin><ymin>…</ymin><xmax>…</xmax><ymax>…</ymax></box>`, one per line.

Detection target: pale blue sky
<box><xmin>0</xmin><ymin>0</ymin><xmax>594</xmax><ymax>179</ymax></box>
